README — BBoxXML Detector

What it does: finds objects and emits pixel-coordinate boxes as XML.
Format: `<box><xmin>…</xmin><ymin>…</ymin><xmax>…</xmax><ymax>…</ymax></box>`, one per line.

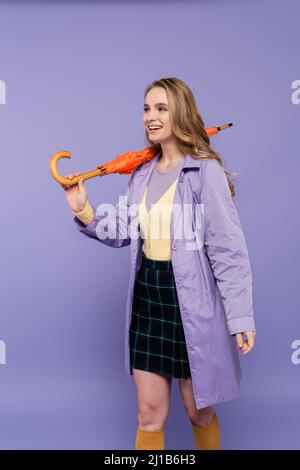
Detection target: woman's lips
<box><xmin>148</xmin><ymin>127</ymin><xmax>163</xmax><ymax>133</ymax></box>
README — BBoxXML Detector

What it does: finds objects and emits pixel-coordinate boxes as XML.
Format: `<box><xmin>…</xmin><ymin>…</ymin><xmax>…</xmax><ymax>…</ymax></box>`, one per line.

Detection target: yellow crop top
<box><xmin>138</xmin><ymin>178</ymin><xmax>178</xmax><ymax>261</ymax></box>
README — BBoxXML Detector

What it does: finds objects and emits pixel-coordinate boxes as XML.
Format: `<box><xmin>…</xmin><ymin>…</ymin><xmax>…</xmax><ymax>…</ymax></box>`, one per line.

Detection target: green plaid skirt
<box><xmin>129</xmin><ymin>252</ymin><xmax>191</xmax><ymax>379</ymax></box>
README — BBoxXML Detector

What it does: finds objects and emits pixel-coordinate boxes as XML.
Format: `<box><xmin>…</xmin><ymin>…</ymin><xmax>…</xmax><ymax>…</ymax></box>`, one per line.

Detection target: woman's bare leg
<box><xmin>132</xmin><ymin>368</ymin><xmax>172</xmax><ymax>431</ymax></box>
<box><xmin>178</xmin><ymin>377</ymin><xmax>214</xmax><ymax>425</ymax></box>
<box><xmin>178</xmin><ymin>377</ymin><xmax>220</xmax><ymax>450</ymax></box>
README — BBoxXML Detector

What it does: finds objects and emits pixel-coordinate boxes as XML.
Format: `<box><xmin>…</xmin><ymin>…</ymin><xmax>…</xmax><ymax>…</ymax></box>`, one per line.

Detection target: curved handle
<box><xmin>49</xmin><ymin>150</ymin><xmax>106</xmax><ymax>186</ymax></box>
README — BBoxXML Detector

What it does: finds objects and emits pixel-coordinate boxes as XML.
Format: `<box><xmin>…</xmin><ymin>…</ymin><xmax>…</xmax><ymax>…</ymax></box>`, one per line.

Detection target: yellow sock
<box><xmin>135</xmin><ymin>427</ymin><xmax>165</xmax><ymax>450</ymax></box>
<box><xmin>191</xmin><ymin>412</ymin><xmax>221</xmax><ymax>450</ymax></box>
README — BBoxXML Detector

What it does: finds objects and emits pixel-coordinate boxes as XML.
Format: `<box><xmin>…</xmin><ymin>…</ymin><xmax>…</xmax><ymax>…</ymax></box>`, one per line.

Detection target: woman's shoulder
<box><xmin>200</xmin><ymin>157</ymin><xmax>227</xmax><ymax>182</ymax></box>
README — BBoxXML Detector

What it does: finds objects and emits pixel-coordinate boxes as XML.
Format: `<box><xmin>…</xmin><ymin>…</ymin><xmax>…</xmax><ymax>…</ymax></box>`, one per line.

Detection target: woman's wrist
<box><xmin>72</xmin><ymin>200</ymin><xmax>95</xmax><ymax>225</ymax></box>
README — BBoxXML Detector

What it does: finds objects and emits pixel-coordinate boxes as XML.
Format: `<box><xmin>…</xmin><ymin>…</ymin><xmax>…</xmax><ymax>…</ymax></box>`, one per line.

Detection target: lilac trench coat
<box><xmin>73</xmin><ymin>151</ymin><xmax>256</xmax><ymax>410</ymax></box>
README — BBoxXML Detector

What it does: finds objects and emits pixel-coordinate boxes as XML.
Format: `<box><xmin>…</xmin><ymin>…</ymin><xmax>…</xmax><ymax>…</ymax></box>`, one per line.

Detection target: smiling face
<box><xmin>143</xmin><ymin>87</ymin><xmax>173</xmax><ymax>144</ymax></box>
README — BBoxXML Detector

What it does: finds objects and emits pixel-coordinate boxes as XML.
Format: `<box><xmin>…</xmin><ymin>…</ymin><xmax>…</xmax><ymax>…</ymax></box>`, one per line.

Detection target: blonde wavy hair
<box><xmin>144</xmin><ymin>77</ymin><xmax>236</xmax><ymax>198</ymax></box>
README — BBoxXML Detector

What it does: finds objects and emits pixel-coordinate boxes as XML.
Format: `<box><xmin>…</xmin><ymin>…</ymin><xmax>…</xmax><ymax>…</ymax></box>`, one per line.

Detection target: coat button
<box><xmin>177</xmin><ymin>277</ymin><xmax>183</xmax><ymax>284</ymax></box>
<box><xmin>172</xmin><ymin>241</ymin><xmax>177</xmax><ymax>250</ymax></box>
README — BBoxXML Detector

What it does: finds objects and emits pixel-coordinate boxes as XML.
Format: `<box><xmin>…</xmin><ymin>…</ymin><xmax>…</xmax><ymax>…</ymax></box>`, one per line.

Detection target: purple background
<box><xmin>0</xmin><ymin>0</ymin><xmax>299</xmax><ymax>450</ymax></box>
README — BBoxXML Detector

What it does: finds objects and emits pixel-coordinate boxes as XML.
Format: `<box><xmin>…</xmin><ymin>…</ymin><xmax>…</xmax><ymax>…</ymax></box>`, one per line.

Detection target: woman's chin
<box><xmin>149</xmin><ymin>136</ymin><xmax>162</xmax><ymax>144</ymax></box>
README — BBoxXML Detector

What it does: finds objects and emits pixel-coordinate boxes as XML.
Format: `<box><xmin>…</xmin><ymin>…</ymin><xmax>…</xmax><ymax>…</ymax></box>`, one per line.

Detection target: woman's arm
<box><xmin>72</xmin><ymin>200</ymin><xmax>95</xmax><ymax>225</ymax></box>
<box><xmin>200</xmin><ymin>159</ymin><xmax>256</xmax><ymax>336</ymax></box>
<box><xmin>72</xmin><ymin>171</ymin><xmax>135</xmax><ymax>248</ymax></box>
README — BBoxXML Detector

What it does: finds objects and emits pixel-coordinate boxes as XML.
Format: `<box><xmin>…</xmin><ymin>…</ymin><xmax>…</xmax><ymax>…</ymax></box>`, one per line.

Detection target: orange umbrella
<box><xmin>50</xmin><ymin>122</ymin><xmax>232</xmax><ymax>187</ymax></box>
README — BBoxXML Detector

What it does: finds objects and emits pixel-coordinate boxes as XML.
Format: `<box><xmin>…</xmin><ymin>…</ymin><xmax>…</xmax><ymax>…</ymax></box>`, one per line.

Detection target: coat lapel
<box><xmin>173</xmin><ymin>154</ymin><xmax>202</xmax><ymax>239</ymax></box>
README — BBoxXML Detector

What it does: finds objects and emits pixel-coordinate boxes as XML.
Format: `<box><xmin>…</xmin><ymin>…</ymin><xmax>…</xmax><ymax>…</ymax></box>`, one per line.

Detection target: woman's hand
<box><xmin>235</xmin><ymin>331</ymin><xmax>256</xmax><ymax>355</ymax></box>
<box><xmin>60</xmin><ymin>172</ymin><xmax>88</xmax><ymax>213</ymax></box>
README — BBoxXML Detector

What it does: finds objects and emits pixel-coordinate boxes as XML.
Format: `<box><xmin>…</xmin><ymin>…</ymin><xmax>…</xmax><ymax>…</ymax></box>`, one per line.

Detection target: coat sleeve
<box><xmin>200</xmin><ymin>159</ymin><xmax>255</xmax><ymax>336</ymax></box>
<box><xmin>73</xmin><ymin>171</ymin><xmax>135</xmax><ymax>248</ymax></box>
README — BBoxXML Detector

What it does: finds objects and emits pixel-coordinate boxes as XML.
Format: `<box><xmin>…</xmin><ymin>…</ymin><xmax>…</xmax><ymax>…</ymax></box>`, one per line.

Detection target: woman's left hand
<box><xmin>235</xmin><ymin>331</ymin><xmax>256</xmax><ymax>355</ymax></box>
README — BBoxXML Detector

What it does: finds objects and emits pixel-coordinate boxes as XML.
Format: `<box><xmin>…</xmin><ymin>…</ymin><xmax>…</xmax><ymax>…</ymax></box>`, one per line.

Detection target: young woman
<box><xmin>61</xmin><ymin>77</ymin><xmax>256</xmax><ymax>451</ymax></box>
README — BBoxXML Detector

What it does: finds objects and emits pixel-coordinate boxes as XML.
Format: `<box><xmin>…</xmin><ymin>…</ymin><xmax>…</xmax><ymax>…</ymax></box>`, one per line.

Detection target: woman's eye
<box><xmin>143</xmin><ymin>107</ymin><xmax>167</xmax><ymax>112</ymax></box>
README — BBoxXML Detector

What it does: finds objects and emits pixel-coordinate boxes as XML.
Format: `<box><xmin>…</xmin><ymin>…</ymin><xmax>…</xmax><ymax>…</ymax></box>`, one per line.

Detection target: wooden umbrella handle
<box><xmin>49</xmin><ymin>150</ymin><xmax>107</xmax><ymax>186</ymax></box>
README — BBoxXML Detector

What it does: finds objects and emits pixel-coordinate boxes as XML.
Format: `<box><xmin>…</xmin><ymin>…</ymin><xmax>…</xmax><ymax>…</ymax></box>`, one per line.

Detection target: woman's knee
<box><xmin>188</xmin><ymin>405</ymin><xmax>215</xmax><ymax>427</ymax></box>
<box><xmin>137</xmin><ymin>400</ymin><xmax>169</xmax><ymax>431</ymax></box>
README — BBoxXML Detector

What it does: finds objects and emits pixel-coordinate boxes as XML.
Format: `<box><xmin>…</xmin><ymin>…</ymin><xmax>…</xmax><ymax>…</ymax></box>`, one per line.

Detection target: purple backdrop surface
<box><xmin>0</xmin><ymin>0</ymin><xmax>299</xmax><ymax>450</ymax></box>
